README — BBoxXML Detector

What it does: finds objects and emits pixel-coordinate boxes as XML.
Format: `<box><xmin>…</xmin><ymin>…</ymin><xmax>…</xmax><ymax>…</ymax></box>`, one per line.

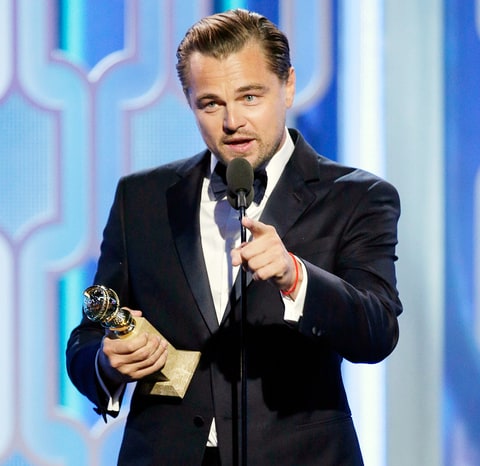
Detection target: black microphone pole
<box><xmin>226</xmin><ymin>158</ymin><xmax>254</xmax><ymax>466</ymax></box>
<box><xmin>238</xmin><ymin>191</ymin><xmax>248</xmax><ymax>466</ymax></box>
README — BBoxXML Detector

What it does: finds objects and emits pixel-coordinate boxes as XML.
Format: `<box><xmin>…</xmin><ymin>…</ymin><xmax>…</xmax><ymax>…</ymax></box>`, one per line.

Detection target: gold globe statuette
<box><xmin>83</xmin><ymin>285</ymin><xmax>200</xmax><ymax>398</ymax></box>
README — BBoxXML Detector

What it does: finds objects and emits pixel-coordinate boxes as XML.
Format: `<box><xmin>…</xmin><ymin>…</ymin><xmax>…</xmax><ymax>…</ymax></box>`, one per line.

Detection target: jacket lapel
<box><xmin>167</xmin><ymin>153</ymin><xmax>220</xmax><ymax>334</ymax></box>
<box><xmin>261</xmin><ymin>130</ymin><xmax>332</xmax><ymax>240</ymax></box>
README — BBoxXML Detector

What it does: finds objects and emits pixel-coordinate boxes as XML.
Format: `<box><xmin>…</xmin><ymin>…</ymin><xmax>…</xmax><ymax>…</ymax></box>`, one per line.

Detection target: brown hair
<box><xmin>176</xmin><ymin>9</ymin><xmax>291</xmax><ymax>97</ymax></box>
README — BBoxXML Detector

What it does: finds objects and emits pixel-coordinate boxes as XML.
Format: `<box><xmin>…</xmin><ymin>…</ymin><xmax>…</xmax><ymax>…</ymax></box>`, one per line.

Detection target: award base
<box><xmin>110</xmin><ymin>316</ymin><xmax>201</xmax><ymax>399</ymax></box>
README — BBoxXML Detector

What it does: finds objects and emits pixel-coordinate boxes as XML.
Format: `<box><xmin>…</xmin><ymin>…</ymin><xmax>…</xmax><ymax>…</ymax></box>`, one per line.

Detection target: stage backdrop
<box><xmin>444</xmin><ymin>0</ymin><xmax>480</xmax><ymax>464</ymax></box>
<box><xmin>0</xmin><ymin>1</ymin><xmax>478</xmax><ymax>465</ymax></box>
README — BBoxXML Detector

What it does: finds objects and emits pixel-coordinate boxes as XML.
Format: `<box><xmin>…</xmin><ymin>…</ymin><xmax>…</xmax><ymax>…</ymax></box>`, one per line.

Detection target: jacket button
<box><xmin>193</xmin><ymin>415</ymin><xmax>205</xmax><ymax>427</ymax></box>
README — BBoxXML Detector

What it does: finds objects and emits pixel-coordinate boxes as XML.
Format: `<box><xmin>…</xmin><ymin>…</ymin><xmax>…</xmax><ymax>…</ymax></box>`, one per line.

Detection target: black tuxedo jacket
<box><xmin>67</xmin><ymin>129</ymin><xmax>402</xmax><ymax>465</ymax></box>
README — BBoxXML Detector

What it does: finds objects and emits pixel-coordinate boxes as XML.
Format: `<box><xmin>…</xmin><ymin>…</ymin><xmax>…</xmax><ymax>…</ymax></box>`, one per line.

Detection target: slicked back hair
<box><xmin>176</xmin><ymin>9</ymin><xmax>291</xmax><ymax>97</ymax></box>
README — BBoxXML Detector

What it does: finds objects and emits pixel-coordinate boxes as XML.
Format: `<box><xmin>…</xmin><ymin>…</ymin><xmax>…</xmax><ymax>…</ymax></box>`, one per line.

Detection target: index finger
<box><xmin>241</xmin><ymin>217</ymin><xmax>269</xmax><ymax>236</ymax></box>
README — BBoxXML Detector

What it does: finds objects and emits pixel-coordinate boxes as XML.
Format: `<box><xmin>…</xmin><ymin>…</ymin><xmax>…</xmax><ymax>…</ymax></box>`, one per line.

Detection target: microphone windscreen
<box><xmin>226</xmin><ymin>158</ymin><xmax>254</xmax><ymax>209</ymax></box>
<box><xmin>226</xmin><ymin>158</ymin><xmax>254</xmax><ymax>194</ymax></box>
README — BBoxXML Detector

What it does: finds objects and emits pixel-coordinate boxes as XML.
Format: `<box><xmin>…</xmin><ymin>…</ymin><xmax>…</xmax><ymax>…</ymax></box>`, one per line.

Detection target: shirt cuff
<box><xmin>282</xmin><ymin>257</ymin><xmax>307</xmax><ymax>322</ymax></box>
<box><xmin>95</xmin><ymin>349</ymin><xmax>125</xmax><ymax>413</ymax></box>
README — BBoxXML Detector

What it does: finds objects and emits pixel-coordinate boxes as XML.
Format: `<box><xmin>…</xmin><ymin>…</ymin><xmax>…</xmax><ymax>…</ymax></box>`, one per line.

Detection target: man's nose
<box><xmin>223</xmin><ymin>105</ymin><xmax>245</xmax><ymax>133</ymax></box>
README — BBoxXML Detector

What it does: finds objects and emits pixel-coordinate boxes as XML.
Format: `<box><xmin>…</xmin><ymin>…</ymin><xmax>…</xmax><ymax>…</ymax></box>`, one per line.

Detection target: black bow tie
<box><xmin>210</xmin><ymin>162</ymin><xmax>268</xmax><ymax>205</ymax></box>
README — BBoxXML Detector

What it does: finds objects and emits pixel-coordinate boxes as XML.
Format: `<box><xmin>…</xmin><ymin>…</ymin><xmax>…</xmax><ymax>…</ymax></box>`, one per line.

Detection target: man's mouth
<box><xmin>224</xmin><ymin>137</ymin><xmax>254</xmax><ymax>152</ymax></box>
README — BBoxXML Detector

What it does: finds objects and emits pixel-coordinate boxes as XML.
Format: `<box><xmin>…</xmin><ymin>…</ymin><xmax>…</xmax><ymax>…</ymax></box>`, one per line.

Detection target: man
<box><xmin>66</xmin><ymin>9</ymin><xmax>402</xmax><ymax>466</ymax></box>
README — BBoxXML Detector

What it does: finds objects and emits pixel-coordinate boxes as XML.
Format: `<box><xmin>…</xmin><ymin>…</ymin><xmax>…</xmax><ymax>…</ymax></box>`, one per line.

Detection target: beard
<box><xmin>215</xmin><ymin>129</ymin><xmax>286</xmax><ymax>170</ymax></box>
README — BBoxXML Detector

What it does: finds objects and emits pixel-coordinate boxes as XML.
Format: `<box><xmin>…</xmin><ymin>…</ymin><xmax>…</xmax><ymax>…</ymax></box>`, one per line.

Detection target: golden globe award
<box><xmin>83</xmin><ymin>285</ymin><xmax>200</xmax><ymax>398</ymax></box>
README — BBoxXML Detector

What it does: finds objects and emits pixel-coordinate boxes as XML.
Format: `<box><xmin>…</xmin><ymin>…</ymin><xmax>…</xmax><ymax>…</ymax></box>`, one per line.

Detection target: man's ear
<box><xmin>285</xmin><ymin>67</ymin><xmax>296</xmax><ymax>108</ymax></box>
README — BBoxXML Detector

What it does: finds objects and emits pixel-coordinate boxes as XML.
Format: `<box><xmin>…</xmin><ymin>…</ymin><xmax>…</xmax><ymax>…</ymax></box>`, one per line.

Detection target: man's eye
<box><xmin>197</xmin><ymin>101</ymin><xmax>218</xmax><ymax>111</ymax></box>
<box><xmin>202</xmin><ymin>101</ymin><xmax>219</xmax><ymax>111</ymax></box>
<box><xmin>245</xmin><ymin>95</ymin><xmax>256</xmax><ymax>102</ymax></box>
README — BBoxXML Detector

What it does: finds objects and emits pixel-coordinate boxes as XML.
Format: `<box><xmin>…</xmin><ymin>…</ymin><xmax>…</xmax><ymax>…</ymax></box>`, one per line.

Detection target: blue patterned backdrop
<box><xmin>0</xmin><ymin>1</ymin><xmax>478</xmax><ymax>465</ymax></box>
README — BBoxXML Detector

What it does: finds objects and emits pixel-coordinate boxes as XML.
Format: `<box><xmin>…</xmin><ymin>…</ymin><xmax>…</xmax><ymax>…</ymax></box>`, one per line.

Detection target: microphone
<box><xmin>226</xmin><ymin>158</ymin><xmax>254</xmax><ymax>210</ymax></box>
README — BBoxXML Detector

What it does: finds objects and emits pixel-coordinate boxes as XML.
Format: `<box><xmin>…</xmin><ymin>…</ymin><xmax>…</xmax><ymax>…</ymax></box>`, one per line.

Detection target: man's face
<box><xmin>186</xmin><ymin>41</ymin><xmax>295</xmax><ymax>169</ymax></box>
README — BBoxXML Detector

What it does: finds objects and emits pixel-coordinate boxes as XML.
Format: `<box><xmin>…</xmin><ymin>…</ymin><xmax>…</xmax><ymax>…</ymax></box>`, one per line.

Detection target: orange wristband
<box><xmin>281</xmin><ymin>252</ymin><xmax>299</xmax><ymax>297</ymax></box>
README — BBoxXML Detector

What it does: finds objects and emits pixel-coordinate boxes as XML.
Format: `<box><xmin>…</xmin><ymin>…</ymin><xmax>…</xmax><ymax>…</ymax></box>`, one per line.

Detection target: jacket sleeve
<box><xmin>65</xmin><ymin>179</ymin><xmax>129</xmax><ymax>418</ymax></box>
<box><xmin>299</xmin><ymin>178</ymin><xmax>402</xmax><ymax>363</ymax></box>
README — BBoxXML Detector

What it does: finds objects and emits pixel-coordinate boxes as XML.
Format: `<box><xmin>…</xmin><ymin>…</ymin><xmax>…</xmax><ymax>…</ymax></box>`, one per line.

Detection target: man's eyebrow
<box><xmin>196</xmin><ymin>93</ymin><xmax>219</xmax><ymax>102</ymax></box>
<box><xmin>236</xmin><ymin>84</ymin><xmax>269</xmax><ymax>93</ymax></box>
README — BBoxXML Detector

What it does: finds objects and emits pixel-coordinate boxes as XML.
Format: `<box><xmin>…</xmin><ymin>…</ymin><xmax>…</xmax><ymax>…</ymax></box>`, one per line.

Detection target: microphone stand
<box><xmin>237</xmin><ymin>190</ymin><xmax>248</xmax><ymax>466</ymax></box>
<box><xmin>226</xmin><ymin>157</ymin><xmax>254</xmax><ymax>466</ymax></box>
